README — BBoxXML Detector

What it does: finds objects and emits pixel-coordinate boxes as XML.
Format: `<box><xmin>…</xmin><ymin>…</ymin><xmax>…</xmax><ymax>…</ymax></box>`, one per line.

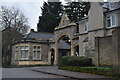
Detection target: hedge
<box><xmin>60</xmin><ymin>56</ymin><xmax>93</xmax><ymax>67</ymax></box>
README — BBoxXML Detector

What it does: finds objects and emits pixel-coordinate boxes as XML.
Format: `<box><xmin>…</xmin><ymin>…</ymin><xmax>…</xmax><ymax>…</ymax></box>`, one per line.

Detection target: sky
<box><xmin>0</xmin><ymin>0</ymin><xmax>47</xmax><ymax>31</ymax></box>
<box><xmin>0</xmin><ymin>0</ymin><xmax>108</xmax><ymax>31</ymax></box>
<box><xmin>0</xmin><ymin>0</ymin><xmax>67</xmax><ymax>31</ymax></box>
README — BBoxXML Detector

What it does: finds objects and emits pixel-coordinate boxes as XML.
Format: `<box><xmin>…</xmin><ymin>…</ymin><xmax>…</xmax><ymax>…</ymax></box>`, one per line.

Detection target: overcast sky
<box><xmin>1</xmin><ymin>0</ymin><xmax>47</xmax><ymax>31</ymax></box>
<box><xmin>0</xmin><ymin>0</ymin><xmax>108</xmax><ymax>31</ymax></box>
<box><xmin>0</xmin><ymin>0</ymin><xmax>67</xmax><ymax>31</ymax></box>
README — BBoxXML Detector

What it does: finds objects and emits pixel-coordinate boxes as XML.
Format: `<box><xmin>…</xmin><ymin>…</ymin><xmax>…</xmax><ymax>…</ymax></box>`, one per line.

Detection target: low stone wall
<box><xmin>19</xmin><ymin>61</ymin><xmax>49</xmax><ymax>65</ymax></box>
<box><xmin>98</xmin><ymin>36</ymin><xmax>112</xmax><ymax>66</ymax></box>
<box><xmin>94</xmin><ymin>27</ymin><xmax>120</xmax><ymax>66</ymax></box>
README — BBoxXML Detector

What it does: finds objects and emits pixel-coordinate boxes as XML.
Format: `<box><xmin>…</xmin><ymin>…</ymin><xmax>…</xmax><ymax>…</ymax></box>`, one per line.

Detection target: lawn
<box><xmin>58</xmin><ymin>66</ymin><xmax>119</xmax><ymax>77</ymax></box>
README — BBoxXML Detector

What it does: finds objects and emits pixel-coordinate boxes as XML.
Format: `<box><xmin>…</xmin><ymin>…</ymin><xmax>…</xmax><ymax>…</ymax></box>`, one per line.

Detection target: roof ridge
<box><xmin>31</xmin><ymin>31</ymin><xmax>54</xmax><ymax>34</ymax></box>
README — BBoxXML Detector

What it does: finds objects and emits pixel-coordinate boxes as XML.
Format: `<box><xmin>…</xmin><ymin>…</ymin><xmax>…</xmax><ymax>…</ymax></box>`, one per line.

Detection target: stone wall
<box><xmin>0</xmin><ymin>31</ymin><xmax>2</xmax><ymax>67</ymax></box>
<box><xmin>88</xmin><ymin>2</ymin><xmax>105</xmax><ymax>31</ymax></box>
<box><xmin>94</xmin><ymin>27</ymin><xmax>120</xmax><ymax>67</ymax></box>
<box><xmin>11</xmin><ymin>42</ymin><xmax>50</xmax><ymax>66</ymax></box>
<box><xmin>112</xmin><ymin>27</ymin><xmax>120</xmax><ymax>66</ymax></box>
<box><xmin>112</xmin><ymin>27</ymin><xmax>120</xmax><ymax>75</ymax></box>
<box><xmin>19</xmin><ymin>61</ymin><xmax>49</xmax><ymax>65</ymax></box>
<box><xmin>95</xmin><ymin>36</ymin><xmax>112</xmax><ymax>66</ymax></box>
<box><xmin>54</xmin><ymin>25</ymin><xmax>76</xmax><ymax>65</ymax></box>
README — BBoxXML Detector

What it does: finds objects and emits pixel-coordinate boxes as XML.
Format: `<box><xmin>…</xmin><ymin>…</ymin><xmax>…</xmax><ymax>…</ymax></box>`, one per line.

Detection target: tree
<box><xmin>37</xmin><ymin>2</ymin><xmax>63</xmax><ymax>32</ymax></box>
<box><xmin>64</xmin><ymin>2</ymin><xmax>90</xmax><ymax>22</ymax></box>
<box><xmin>0</xmin><ymin>6</ymin><xmax>29</xmax><ymax>66</ymax></box>
<box><xmin>0</xmin><ymin>6</ymin><xmax>30</xmax><ymax>35</ymax></box>
<box><xmin>37</xmin><ymin>2</ymin><xmax>90</xmax><ymax>32</ymax></box>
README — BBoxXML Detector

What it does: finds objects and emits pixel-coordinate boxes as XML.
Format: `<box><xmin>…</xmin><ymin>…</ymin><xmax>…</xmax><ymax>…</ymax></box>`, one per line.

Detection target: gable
<box><xmin>58</xmin><ymin>12</ymin><xmax>71</xmax><ymax>27</ymax></box>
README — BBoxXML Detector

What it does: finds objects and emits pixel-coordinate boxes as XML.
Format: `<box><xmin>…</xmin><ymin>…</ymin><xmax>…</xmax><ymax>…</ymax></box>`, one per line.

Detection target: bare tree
<box><xmin>0</xmin><ymin>6</ymin><xmax>30</xmax><ymax>35</ymax></box>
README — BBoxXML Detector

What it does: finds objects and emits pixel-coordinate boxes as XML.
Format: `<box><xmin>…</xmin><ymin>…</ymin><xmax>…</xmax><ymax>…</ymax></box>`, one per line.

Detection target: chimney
<box><xmin>30</xmin><ymin>29</ymin><xmax>34</xmax><ymax>32</ymax></box>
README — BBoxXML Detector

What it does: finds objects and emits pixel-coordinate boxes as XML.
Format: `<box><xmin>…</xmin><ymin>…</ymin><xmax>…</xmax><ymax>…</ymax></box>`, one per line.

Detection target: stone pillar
<box><xmin>54</xmin><ymin>42</ymin><xmax>58</xmax><ymax>65</ymax></box>
<box><xmin>0</xmin><ymin>29</ymin><xmax>2</xmax><ymax>80</ymax></box>
<box><xmin>0</xmin><ymin>30</ymin><xmax>2</xmax><ymax>68</ymax></box>
<box><xmin>94</xmin><ymin>37</ymin><xmax>100</xmax><ymax>66</ymax></box>
<box><xmin>29</xmin><ymin>43</ymin><xmax>33</xmax><ymax>61</ymax></box>
<box><xmin>71</xmin><ymin>44</ymin><xmax>75</xmax><ymax>56</ymax></box>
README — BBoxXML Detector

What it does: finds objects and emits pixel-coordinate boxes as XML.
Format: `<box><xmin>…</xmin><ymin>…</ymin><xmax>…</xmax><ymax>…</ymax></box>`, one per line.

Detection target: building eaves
<box><xmin>104</xmin><ymin>7</ymin><xmax>120</xmax><ymax>14</ymax></box>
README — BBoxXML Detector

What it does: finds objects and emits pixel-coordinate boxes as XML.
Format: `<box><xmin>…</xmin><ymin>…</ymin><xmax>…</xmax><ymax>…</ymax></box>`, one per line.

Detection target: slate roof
<box><xmin>26</xmin><ymin>31</ymin><xmax>54</xmax><ymax>40</ymax></box>
<box><xmin>58</xmin><ymin>40</ymin><xmax>71</xmax><ymax>49</ymax></box>
<box><xmin>100</xmin><ymin>2</ymin><xmax>120</xmax><ymax>10</ymax></box>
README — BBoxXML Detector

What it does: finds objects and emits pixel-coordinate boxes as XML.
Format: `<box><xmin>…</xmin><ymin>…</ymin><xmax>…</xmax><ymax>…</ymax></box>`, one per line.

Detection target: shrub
<box><xmin>61</xmin><ymin>56</ymin><xmax>93</xmax><ymax>67</ymax></box>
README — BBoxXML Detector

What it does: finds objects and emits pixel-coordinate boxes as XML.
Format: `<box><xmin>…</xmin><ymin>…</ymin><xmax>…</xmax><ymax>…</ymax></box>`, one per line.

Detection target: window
<box><xmin>20</xmin><ymin>46</ymin><xmax>29</xmax><ymax>60</ymax></box>
<box><xmin>33</xmin><ymin>46</ymin><xmax>41</xmax><ymax>60</ymax></box>
<box><xmin>107</xmin><ymin>14</ymin><xmax>116</xmax><ymax>28</ymax></box>
<box><xmin>84</xmin><ymin>22</ymin><xmax>88</xmax><ymax>33</ymax></box>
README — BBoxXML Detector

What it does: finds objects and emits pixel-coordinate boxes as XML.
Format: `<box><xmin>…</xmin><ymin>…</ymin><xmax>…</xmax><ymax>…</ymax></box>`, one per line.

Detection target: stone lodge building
<box><xmin>11</xmin><ymin>2</ymin><xmax>120</xmax><ymax>67</ymax></box>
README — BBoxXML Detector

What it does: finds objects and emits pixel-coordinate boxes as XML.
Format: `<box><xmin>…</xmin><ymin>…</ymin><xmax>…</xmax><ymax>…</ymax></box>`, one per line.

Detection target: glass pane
<box><xmin>33</xmin><ymin>51</ymin><xmax>36</xmax><ymax>58</ymax></box>
<box><xmin>107</xmin><ymin>19</ymin><xmax>111</xmax><ymax>27</ymax></box>
<box><xmin>25</xmin><ymin>50</ymin><xmax>28</xmax><ymax>58</ymax></box>
<box><xmin>21</xmin><ymin>51</ymin><xmax>24</xmax><ymax>58</ymax></box>
<box><xmin>25</xmin><ymin>46</ymin><xmax>28</xmax><ymax>50</ymax></box>
<box><xmin>84</xmin><ymin>23</ymin><xmax>88</xmax><ymax>32</ymax></box>
<box><xmin>37</xmin><ymin>51</ymin><xmax>40</xmax><ymax>58</ymax></box>
<box><xmin>111</xmin><ymin>15</ymin><xmax>115</xmax><ymax>26</ymax></box>
<box><xmin>20</xmin><ymin>46</ymin><xmax>25</xmax><ymax>50</ymax></box>
<box><xmin>34</xmin><ymin>46</ymin><xmax>37</xmax><ymax>50</ymax></box>
<box><xmin>37</xmin><ymin>46</ymin><xmax>40</xmax><ymax>50</ymax></box>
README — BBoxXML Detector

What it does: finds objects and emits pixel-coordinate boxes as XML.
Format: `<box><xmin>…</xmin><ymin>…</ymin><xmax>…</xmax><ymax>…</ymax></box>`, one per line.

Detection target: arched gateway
<box><xmin>53</xmin><ymin>13</ymin><xmax>79</xmax><ymax>65</ymax></box>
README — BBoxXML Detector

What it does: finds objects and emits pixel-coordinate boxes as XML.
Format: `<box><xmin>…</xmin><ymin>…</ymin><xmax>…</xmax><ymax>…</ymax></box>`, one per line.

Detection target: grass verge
<box><xmin>58</xmin><ymin>66</ymin><xmax>119</xmax><ymax>77</ymax></box>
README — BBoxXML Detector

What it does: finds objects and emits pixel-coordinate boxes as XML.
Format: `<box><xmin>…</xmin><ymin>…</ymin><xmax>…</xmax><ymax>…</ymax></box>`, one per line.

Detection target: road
<box><xmin>2</xmin><ymin>68</ymin><xmax>66</xmax><ymax>78</ymax></box>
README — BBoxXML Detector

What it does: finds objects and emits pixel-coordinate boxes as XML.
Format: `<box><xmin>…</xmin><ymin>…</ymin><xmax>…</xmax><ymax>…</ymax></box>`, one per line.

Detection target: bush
<box><xmin>61</xmin><ymin>56</ymin><xmax>93</xmax><ymax>67</ymax></box>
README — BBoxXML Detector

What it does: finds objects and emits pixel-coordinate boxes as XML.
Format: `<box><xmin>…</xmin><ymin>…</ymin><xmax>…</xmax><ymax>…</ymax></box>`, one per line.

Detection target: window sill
<box><xmin>84</xmin><ymin>31</ymin><xmax>88</xmax><ymax>34</ymax></box>
<box><xmin>19</xmin><ymin>60</ymin><xmax>29</xmax><ymax>61</ymax></box>
<box><xmin>106</xmin><ymin>26</ymin><xmax>117</xmax><ymax>30</ymax></box>
<box><xmin>20</xmin><ymin>58</ymin><xmax>29</xmax><ymax>61</ymax></box>
<box><xmin>32</xmin><ymin>59</ymin><xmax>42</xmax><ymax>61</ymax></box>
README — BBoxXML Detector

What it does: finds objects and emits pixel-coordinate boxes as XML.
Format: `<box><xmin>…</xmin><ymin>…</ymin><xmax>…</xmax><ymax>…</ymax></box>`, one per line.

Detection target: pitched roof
<box><xmin>100</xmin><ymin>2</ymin><xmax>120</xmax><ymax>10</ymax></box>
<box><xmin>26</xmin><ymin>31</ymin><xmax>54</xmax><ymax>40</ymax></box>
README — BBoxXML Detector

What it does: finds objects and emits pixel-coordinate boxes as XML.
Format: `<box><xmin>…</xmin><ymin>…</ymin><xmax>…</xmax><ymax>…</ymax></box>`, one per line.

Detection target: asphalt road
<box><xmin>2</xmin><ymin>68</ymin><xmax>66</xmax><ymax>78</ymax></box>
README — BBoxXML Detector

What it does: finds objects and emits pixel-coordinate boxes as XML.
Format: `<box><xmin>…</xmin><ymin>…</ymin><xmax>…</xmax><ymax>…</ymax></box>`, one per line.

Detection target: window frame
<box><xmin>84</xmin><ymin>22</ymin><xmax>88</xmax><ymax>33</ymax></box>
<box><xmin>106</xmin><ymin>14</ymin><xmax>116</xmax><ymax>28</ymax></box>
<box><xmin>20</xmin><ymin>46</ymin><xmax>29</xmax><ymax>60</ymax></box>
<box><xmin>33</xmin><ymin>46</ymin><xmax>41</xmax><ymax>60</ymax></box>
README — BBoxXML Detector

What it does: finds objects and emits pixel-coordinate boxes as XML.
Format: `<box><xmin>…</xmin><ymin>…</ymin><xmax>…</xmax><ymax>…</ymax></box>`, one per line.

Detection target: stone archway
<box><xmin>73</xmin><ymin>45</ymin><xmax>79</xmax><ymax>56</ymax></box>
<box><xmin>56</xmin><ymin>34</ymin><xmax>71</xmax><ymax>64</ymax></box>
<box><xmin>53</xmin><ymin>12</ymin><xmax>77</xmax><ymax>65</ymax></box>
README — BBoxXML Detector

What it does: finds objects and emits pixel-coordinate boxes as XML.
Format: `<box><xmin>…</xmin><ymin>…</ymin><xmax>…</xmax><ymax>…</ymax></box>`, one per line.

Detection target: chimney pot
<box><xmin>31</xmin><ymin>29</ymin><xmax>34</xmax><ymax>32</ymax></box>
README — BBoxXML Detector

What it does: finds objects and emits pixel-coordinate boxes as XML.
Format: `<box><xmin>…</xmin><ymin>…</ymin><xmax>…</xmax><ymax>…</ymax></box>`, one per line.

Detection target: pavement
<box><xmin>2</xmin><ymin>68</ymin><xmax>66</xmax><ymax>78</ymax></box>
<box><xmin>30</xmin><ymin>66</ymin><xmax>119</xmax><ymax>80</ymax></box>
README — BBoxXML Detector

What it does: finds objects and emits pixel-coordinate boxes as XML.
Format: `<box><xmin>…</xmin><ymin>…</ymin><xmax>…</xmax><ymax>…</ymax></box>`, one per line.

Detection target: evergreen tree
<box><xmin>64</xmin><ymin>2</ymin><xmax>90</xmax><ymax>22</ymax></box>
<box><xmin>37</xmin><ymin>2</ymin><xmax>63</xmax><ymax>32</ymax></box>
<box><xmin>37</xmin><ymin>2</ymin><xmax>90</xmax><ymax>32</ymax></box>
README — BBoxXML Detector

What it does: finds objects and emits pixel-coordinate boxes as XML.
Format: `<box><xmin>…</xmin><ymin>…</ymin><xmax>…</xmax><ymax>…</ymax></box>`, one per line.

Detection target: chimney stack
<box><xmin>30</xmin><ymin>29</ymin><xmax>34</xmax><ymax>32</ymax></box>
